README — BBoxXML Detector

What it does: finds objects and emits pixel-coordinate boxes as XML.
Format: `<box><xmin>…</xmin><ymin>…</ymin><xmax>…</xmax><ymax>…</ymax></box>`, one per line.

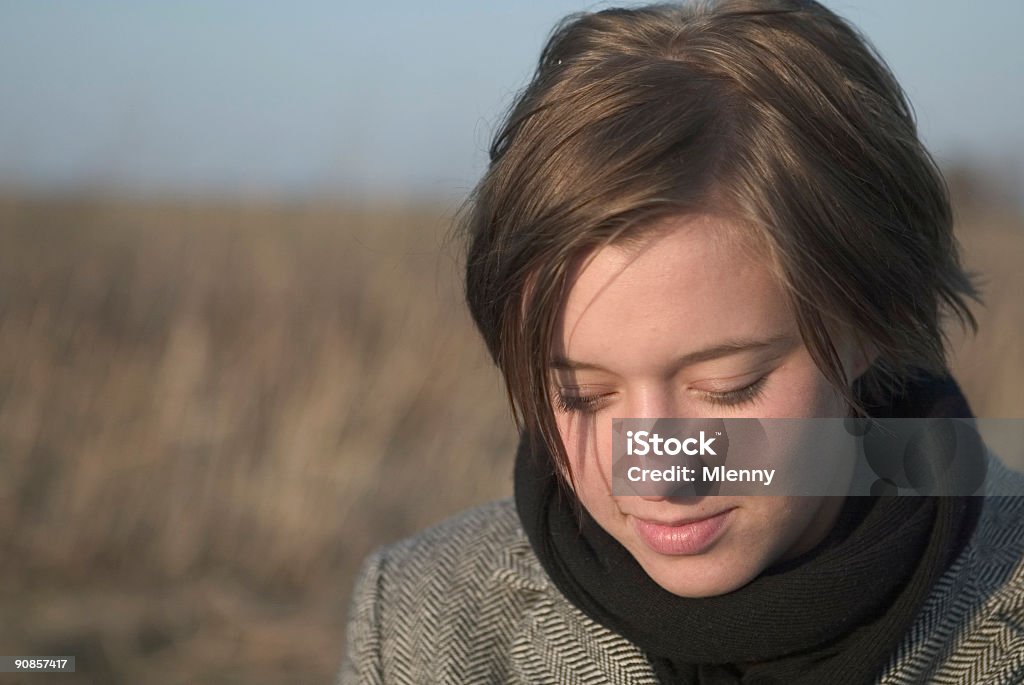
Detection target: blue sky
<box><xmin>1</xmin><ymin>1</ymin><xmax>1022</xmax><ymax>200</ymax></box>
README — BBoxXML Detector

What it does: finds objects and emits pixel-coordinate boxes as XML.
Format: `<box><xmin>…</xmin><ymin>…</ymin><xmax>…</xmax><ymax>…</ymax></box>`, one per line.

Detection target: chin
<box><xmin>637</xmin><ymin>551</ymin><xmax>764</xmax><ymax>598</ymax></box>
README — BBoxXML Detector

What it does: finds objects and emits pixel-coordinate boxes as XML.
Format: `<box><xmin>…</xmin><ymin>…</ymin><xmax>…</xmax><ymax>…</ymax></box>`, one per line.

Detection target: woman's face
<box><xmin>551</xmin><ymin>213</ymin><xmax>867</xmax><ymax>598</ymax></box>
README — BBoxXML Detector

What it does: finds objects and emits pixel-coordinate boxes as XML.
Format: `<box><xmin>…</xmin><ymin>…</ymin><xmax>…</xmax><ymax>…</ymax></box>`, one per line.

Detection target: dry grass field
<box><xmin>0</xmin><ymin>188</ymin><xmax>1020</xmax><ymax>684</ymax></box>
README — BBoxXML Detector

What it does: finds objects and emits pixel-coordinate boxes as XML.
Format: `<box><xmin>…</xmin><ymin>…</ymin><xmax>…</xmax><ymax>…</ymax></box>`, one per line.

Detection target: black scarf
<box><xmin>514</xmin><ymin>373</ymin><xmax>982</xmax><ymax>685</ymax></box>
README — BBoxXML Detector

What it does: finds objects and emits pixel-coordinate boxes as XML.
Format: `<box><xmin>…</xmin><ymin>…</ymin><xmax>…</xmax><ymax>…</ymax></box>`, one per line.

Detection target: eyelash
<box><xmin>700</xmin><ymin>375</ymin><xmax>768</xmax><ymax>408</ymax></box>
<box><xmin>553</xmin><ymin>376</ymin><xmax>768</xmax><ymax>415</ymax></box>
<box><xmin>554</xmin><ymin>392</ymin><xmax>607</xmax><ymax>415</ymax></box>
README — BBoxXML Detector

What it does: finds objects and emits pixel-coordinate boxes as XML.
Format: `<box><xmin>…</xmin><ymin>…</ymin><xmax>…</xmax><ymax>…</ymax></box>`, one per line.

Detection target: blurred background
<box><xmin>0</xmin><ymin>1</ymin><xmax>1021</xmax><ymax>683</ymax></box>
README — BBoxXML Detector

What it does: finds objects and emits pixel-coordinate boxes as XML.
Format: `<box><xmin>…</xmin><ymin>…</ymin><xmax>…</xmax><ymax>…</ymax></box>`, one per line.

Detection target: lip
<box><xmin>629</xmin><ymin>508</ymin><xmax>735</xmax><ymax>556</ymax></box>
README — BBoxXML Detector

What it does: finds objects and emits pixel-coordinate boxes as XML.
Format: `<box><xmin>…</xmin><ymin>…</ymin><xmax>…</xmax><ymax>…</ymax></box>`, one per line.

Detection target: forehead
<box><xmin>555</xmin><ymin>214</ymin><xmax>793</xmax><ymax>372</ymax></box>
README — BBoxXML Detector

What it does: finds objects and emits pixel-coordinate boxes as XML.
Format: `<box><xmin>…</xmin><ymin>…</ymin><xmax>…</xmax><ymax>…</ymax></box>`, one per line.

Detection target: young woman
<box><xmin>339</xmin><ymin>1</ymin><xmax>1024</xmax><ymax>683</ymax></box>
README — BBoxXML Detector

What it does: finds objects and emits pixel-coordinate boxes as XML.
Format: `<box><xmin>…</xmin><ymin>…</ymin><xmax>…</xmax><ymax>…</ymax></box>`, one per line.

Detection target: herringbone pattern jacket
<box><xmin>339</xmin><ymin>460</ymin><xmax>1024</xmax><ymax>684</ymax></box>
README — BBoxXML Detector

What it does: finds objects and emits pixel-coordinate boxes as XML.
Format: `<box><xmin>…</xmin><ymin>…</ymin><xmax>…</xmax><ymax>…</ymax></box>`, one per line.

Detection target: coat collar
<box><xmin>495</xmin><ymin>531</ymin><xmax>659</xmax><ymax>683</ymax></box>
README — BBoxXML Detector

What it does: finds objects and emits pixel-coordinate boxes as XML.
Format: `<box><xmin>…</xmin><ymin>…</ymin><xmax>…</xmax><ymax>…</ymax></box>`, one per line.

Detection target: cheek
<box><xmin>557</xmin><ymin>412</ymin><xmax>618</xmax><ymax>505</ymax></box>
<box><xmin>557</xmin><ymin>412</ymin><xmax>608</xmax><ymax>475</ymax></box>
<box><xmin>769</xmin><ymin>356</ymin><xmax>848</xmax><ymax>417</ymax></box>
<box><xmin>737</xmin><ymin>496</ymin><xmax>821</xmax><ymax>551</ymax></box>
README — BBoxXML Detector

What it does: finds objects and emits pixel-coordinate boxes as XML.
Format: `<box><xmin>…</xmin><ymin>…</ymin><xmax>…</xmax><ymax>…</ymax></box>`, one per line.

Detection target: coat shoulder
<box><xmin>340</xmin><ymin>499</ymin><xmax>547</xmax><ymax>684</ymax></box>
<box><xmin>881</xmin><ymin>460</ymin><xmax>1024</xmax><ymax>684</ymax></box>
<box><xmin>382</xmin><ymin>498</ymin><xmax>526</xmax><ymax>572</ymax></box>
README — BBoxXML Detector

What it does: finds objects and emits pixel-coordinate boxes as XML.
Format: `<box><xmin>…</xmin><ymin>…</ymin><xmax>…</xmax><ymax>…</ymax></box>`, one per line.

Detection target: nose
<box><xmin>614</xmin><ymin>384</ymin><xmax>720</xmax><ymax>501</ymax></box>
<box><xmin>622</xmin><ymin>384</ymin><xmax>695</xmax><ymax>502</ymax></box>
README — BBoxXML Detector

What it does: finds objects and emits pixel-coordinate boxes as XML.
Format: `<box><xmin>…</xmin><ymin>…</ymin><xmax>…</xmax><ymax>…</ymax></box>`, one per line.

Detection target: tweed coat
<box><xmin>339</xmin><ymin>459</ymin><xmax>1024</xmax><ymax>684</ymax></box>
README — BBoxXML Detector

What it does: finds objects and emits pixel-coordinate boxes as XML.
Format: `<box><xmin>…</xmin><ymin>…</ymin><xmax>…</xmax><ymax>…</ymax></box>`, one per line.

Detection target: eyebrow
<box><xmin>549</xmin><ymin>334</ymin><xmax>794</xmax><ymax>373</ymax></box>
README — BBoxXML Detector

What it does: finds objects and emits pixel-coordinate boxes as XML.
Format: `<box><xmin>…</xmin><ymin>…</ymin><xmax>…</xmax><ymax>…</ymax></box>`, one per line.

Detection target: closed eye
<box><xmin>553</xmin><ymin>391</ymin><xmax>613</xmax><ymax>415</ymax></box>
<box><xmin>697</xmin><ymin>376</ymin><xmax>768</xmax><ymax>409</ymax></box>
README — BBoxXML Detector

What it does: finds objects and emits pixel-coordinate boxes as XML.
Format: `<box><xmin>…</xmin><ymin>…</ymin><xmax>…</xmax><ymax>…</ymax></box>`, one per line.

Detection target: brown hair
<box><xmin>455</xmin><ymin>0</ymin><xmax>979</xmax><ymax>486</ymax></box>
